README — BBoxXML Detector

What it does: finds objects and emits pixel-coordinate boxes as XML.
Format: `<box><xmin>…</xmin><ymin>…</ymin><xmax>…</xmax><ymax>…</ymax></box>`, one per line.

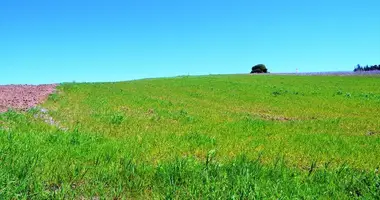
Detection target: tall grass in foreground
<box><xmin>1</xmin><ymin>111</ymin><xmax>379</xmax><ymax>199</ymax></box>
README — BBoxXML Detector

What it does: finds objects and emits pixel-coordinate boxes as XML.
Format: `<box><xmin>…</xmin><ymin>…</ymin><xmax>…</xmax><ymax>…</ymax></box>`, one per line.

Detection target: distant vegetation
<box><xmin>250</xmin><ymin>64</ymin><xmax>268</xmax><ymax>73</ymax></box>
<box><xmin>1</xmin><ymin>75</ymin><xmax>380</xmax><ymax>199</ymax></box>
<box><xmin>354</xmin><ymin>64</ymin><xmax>380</xmax><ymax>72</ymax></box>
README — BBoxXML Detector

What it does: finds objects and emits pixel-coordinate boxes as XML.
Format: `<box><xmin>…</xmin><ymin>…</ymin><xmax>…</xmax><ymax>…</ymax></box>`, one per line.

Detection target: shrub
<box><xmin>251</xmin><ymin>64</ymin><xmax>268</xmax><ymax>73</ymax></box>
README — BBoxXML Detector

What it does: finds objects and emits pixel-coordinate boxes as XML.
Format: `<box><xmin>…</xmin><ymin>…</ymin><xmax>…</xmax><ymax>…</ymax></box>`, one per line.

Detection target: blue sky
<box><xmin>1</xmin><ymin>0</ymin><xmax>379</xmax><ymax>84</ymax></box>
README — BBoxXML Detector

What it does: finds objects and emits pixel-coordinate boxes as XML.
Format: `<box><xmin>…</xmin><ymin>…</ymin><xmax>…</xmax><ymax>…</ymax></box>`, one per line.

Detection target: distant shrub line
<box><xmin>354</xmin><ymin>64</ymin><xmax>380</xmax><ymax>72</ymax></box>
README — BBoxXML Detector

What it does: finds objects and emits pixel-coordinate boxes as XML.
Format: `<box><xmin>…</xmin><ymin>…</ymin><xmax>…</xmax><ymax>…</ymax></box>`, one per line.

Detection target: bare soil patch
<box><xmin>254</xmin><ymin>113</ymin><xmax>295</xmax><ymax>122</ymax></box>
<box><xmin>0</xmin><ymin>84</ymin><xmax>57</xmax><ymax>113</ymax></box>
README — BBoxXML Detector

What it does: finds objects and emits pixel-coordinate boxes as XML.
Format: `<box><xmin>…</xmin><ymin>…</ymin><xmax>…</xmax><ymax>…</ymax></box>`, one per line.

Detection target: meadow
<box><xmin>1</xmin><ymin>74</ymin><xmax>379</xmax><ymax>199</ymax></box>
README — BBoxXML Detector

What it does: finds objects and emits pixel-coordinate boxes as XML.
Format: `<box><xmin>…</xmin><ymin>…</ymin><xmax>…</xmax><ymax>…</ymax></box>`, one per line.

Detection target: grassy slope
<box><xmin>1</xmin><ymin>75</ymin><xmax>379</xmax><ymax>199</ymax></box>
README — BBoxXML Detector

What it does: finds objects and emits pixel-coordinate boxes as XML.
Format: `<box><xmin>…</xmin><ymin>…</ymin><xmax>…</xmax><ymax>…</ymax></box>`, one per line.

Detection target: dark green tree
<box><xmin>251</xmin><ymin>64</ymin><xmax>268</xmax><ymax>73</ymax></box>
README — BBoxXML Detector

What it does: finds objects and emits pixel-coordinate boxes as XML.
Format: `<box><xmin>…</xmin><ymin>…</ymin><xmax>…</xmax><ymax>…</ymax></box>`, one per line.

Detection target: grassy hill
<box><xmin>1</xmin><ymin>75</ymin><xmax>380</xmax><ymax>199</ymax></box>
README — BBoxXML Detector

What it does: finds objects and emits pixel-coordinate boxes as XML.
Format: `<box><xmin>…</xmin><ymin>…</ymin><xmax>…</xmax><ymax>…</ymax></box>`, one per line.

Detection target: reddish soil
<box><xmin>0</xmin><ymin>84</ymin><xmax>57</xmax><ymax>113</ymax></box>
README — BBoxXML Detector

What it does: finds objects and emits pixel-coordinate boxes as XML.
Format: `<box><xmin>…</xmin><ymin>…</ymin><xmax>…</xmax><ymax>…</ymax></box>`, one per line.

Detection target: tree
<box><xmin>354</xmin><ymin>64</ymin><xmax>363</xmax><ymax>72</ymax></box>
<box><xmin>251</xmin><ymin>64</ymin><xmax>268</xmax><ymax>73</ymax></box>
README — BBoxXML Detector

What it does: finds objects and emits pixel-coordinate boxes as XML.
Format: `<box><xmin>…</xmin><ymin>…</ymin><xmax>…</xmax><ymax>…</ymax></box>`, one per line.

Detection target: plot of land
<box><xmin>0</xmin><ymin>84</ymin><xmax>56</xmax><ymax>113</ymax></box>
<box><xmin>1</xmin><ymin>75</ymin><xmax>379</xmax><ymax>199</ymax></box>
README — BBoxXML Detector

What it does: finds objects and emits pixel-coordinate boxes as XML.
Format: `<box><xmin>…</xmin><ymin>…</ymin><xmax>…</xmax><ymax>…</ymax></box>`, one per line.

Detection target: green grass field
<box><xmin>1</xmin><ymin>75</ymin><xmax>379</xmax><ymax>199</ymax></box>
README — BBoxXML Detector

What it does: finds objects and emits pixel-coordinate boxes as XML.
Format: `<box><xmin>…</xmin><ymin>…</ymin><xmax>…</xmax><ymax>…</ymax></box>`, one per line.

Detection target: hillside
<box><xmin>1</xmin><ymin>74</ymin><xmax>380</xmax><ymax>199</ymax></box>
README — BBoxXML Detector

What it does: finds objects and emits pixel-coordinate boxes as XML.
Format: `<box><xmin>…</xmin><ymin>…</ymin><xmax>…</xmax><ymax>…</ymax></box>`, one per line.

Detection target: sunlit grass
<box><xmin>1</xmin><ymin>74</ymin><xmax>379</xmax><ymax>198</ymax></box>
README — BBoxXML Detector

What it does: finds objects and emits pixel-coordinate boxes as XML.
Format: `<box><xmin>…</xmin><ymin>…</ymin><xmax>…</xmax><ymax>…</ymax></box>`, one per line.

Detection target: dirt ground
<box><xmin>0</xmin><ymin>84</ymin><xmax>57</xmax><ymax>113</ymax></box>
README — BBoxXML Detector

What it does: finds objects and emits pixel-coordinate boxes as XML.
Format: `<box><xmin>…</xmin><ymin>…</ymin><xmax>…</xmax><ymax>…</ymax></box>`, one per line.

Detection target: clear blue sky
<box><xmin>1</xmin><ymin>0</ymin><xmax>379</xmax><ymax>84</ymax></box>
